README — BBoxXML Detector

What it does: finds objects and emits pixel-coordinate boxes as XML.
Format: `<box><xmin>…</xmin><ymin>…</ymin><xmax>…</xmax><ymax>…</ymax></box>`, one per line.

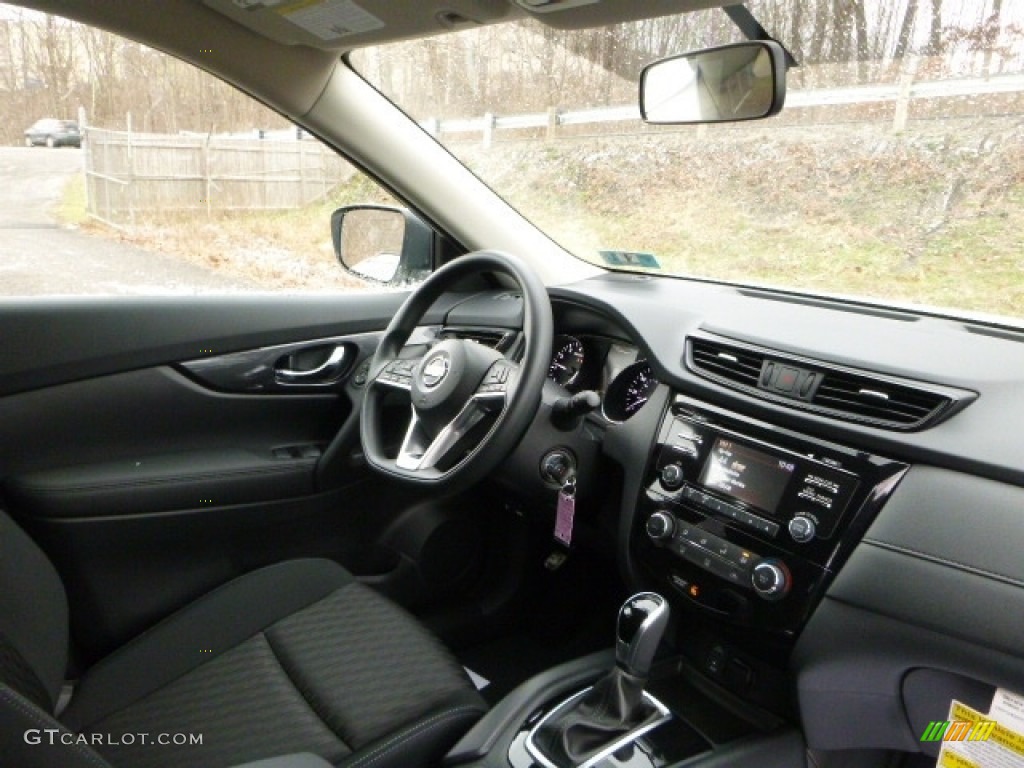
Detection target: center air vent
<box><xmin>685</xmin><ymin>333</ymin><xmax>973</xmax><ymax>431</ymax></box>
<box><xmin>689</xmin><ymin>338</ymin><xmax>764</xmax><ymax>388</ymax></box>
<box><xmin>812</xmin><ymin>371</ymin><xmax>948</xmax><ymax>427</ymax></box>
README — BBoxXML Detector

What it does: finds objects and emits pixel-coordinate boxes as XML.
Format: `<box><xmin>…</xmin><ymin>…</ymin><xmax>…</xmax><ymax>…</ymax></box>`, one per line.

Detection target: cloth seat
<box><xmin>0</xmin><ymin>511</ymin><xmax>486</xmax><ymax>768</ymax></box>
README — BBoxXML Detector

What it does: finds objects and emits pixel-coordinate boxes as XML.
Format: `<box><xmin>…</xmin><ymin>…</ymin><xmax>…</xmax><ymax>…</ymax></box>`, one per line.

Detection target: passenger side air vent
<box><xmin>812</xmin><ymin>372</ymin><xmax>949</xmax><ymax>427</ymax></box>
<box><xmin>440</xmin><ymin>326</ymin><xmax>517</xmax><ymax>352</ymax></box>
<box><xmin>685</xmin><ymin>333</ymin><xmax>973</xmax><ymax>431</ymax></box>
<box><xmin>689</xmin><ymin>338</ymin><xmax>764</xmax><ymax>388</ymax></box>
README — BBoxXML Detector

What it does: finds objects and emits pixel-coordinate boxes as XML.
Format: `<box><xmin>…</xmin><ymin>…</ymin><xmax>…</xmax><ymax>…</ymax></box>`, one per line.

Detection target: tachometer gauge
<box><xmin>602</xmin><ymin>360</ymin><xmax>658</xmax><ymax>422</ymax></box>
<box><xmin>548</xmin><ymin>335</ymin><xmax>585</xmax><ymax>387</ymax></box>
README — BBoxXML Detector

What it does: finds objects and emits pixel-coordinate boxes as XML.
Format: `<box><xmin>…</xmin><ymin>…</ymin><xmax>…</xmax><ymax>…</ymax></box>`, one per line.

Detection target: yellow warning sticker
<box><xmin>275</xmin><ymin>0</ymin><xmax>384</xmax><ymax>41</ymax></box>
<box><xmin>938</xmin><ymin>695</ymin><xmax>1024</xmax><ymax>768</ymax></box>
<box><xmin>940</xmin><ymin>750</ymin><xmax>983</xmax><ymax>768</ymax></box>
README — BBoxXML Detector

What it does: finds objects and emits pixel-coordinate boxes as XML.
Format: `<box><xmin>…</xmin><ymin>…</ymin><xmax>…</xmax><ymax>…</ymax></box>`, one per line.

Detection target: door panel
<box><xmin>0</xmin><ymin>366</ymin><xmax>339</xmax><ymax>478</ymax></box>
<box><xmin>0</xmin><ymin>294</ymin><xmax>424</xmax><ymax>396</ymax></box>
<box><xmin>0</xmin><ymin>294</ymin><xmax>463</xmax><ymax>662</ymax></box>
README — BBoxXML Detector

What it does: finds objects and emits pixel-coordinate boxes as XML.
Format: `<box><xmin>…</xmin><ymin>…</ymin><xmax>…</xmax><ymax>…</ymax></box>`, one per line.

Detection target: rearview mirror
<box><xmin>331</xmin><ymin>205</ymin><xmax>433</xmax><ymax>286</ymax></box>
<box><xmin>640</xmin><ymin>41</ymin><xmax>786</xmax><ymax>125</ymax></box>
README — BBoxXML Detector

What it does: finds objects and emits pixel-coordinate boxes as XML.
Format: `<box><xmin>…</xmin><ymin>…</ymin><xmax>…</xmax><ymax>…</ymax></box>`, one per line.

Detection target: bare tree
<box><xmin>927</xmin><ymin>0</ymin><xmax>943</xmax><ymax>54</ymax></box>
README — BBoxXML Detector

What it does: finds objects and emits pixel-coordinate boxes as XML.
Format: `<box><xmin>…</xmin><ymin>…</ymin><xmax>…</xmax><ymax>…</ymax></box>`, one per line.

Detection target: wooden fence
<box><xmin>84</xmin><ymin>127</ymin><xmax>356</xmax><ymax>228</ymax></box>
<box><xmin>427</xmin><ymin>71</ymin><xmax>1024</xmax><ymax>148</ymax></box>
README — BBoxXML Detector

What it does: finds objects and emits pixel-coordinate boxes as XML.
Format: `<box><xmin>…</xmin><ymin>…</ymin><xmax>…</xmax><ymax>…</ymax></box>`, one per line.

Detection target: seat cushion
<box><xmin>63</xmin><ymin>559</ymin><xmax>486</xmax><ymax>768</ymax></box>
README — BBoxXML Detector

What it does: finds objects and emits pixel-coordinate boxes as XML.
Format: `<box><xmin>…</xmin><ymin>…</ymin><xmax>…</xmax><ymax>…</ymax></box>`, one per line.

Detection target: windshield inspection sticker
<box><xmin>232</xmin><ymin>0</ymin><xmax>284</xmax><ymax>9</ymax></box>
<box><xmin>598</xmin><ymin>250</ymin><xmax>661</xmax><ymax>269</ymax></box>
<box><xmin>929</xmin><ymin>691</ymin><xmax>1024</xmax><ymax>768</ymax></box>
<box><xmin>275</xmin><ymin>0</ymin><xmax>384</xmax><ymax>41</ymax></box>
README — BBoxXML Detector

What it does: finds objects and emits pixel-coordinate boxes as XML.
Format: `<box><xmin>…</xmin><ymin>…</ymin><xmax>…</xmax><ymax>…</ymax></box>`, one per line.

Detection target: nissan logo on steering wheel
<box><xmin>421</xmin><ymin>353</ymin><xmax>450</xmax><ymax>388</ymax></box>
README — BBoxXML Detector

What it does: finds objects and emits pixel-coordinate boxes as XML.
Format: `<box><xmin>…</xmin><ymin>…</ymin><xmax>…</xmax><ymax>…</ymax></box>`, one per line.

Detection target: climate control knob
<box><xmin>646</xmin><ymin>511</ymin><xmax>676</xmax><ymax>542</ymax></box>
<box><xmin>751</xmin><ymin>560</ymin><xmax>791</xmax><ymax>601</ymax></box>
<box><xmin>788</xmin><ymin>515</ymin><xmax>816</xmax><ymax>543</ymax></box>
<box><xmin>660</xmin><ymin>463</ymin><xmax>685</xmax><ymax>491</ymax></box>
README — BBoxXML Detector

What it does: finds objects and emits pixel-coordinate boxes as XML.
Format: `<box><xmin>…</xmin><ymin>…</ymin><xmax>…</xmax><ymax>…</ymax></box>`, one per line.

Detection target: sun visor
<box><xmin>201</xmin><ymin>0</ymin><xmax>517</xmax><ymax>49</ymax></box>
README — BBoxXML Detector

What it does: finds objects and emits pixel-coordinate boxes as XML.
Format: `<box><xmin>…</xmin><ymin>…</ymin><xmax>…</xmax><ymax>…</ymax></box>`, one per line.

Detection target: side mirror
<box><xmin>640</xmin><ymin>41</ymin><xmax>786</xmax><ymax>125</ymax></box>
<box><xmin>331</xmin><ymin>205</ymin><xmax>433</xmax><ymax>286</ymax></box>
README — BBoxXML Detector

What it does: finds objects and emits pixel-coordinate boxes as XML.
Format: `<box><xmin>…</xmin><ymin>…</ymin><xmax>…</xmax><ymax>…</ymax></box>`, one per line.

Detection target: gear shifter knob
<box><xmin>615</xmin><ymin>592</ymin><xmax>669</xmax><ymax>679</ymax></box>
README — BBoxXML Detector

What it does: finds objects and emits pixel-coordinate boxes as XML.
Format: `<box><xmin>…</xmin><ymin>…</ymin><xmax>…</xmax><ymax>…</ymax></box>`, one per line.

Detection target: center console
<box><xmin>443</xmin><ymin>392</ymin><xmax>908</xmax><ymax>768</ymax></box>
<box><xmin>633</xmin><ymin>393</ymin><xmax>907</xmax><ymax>662</ymax></box>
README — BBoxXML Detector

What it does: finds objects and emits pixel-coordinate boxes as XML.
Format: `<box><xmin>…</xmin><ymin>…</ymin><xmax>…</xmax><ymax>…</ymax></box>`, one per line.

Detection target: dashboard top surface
<box><xmin>523</xmin><ymin>273</ymin><xmax>1024</xmax><ymax>486</ymax></box>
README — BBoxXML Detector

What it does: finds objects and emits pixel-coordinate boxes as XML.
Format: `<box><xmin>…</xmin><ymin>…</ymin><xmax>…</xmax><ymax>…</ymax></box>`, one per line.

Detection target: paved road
<box><xmin>0</xmin><ymin>147</ymin><xmax>253</xmax><ymax>295</ymax></box>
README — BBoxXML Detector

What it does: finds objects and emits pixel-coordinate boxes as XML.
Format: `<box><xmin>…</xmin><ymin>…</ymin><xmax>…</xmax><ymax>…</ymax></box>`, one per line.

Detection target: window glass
<box><xmin>0</xmin><ymin>5</ymin><xmax>400</xmax><ymax>295</ymax></box>
<box><xmin>352</xmin><ymin>2</ymin><xmax>1024</xmax><ymax>321</ymax></box>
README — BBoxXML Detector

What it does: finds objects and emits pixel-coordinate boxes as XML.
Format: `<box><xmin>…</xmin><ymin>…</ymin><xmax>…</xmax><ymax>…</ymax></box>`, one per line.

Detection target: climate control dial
<box><xmin>645</xmin><ymin>511</ymin><xmax>676</xmax><ymax>542</ymax></box>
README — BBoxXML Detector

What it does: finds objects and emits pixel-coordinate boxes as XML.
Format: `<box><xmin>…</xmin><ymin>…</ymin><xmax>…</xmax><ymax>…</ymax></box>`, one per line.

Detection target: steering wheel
<box><xmin>360</xmin><ymin>251</ymin><xmax>553</xmax><ymax>488</ymax></box>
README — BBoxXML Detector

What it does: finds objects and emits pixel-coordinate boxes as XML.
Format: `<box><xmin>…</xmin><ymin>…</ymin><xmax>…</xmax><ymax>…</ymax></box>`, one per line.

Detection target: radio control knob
<box><xmin>788</xmin><ymin>515</ymin><xmax>816</xmax><ymax>543</ymax></box>
<box><xmin>751</xmin><ymin>560</ymin><xmax>791</xmax><ymax>601</ymax></box>
<box><xmin>646</xmin><ymin>511</ymin><xmax>676</xmax><ymax>542</ymax></box>
<box><xmin>660</xmin><ymin>463</ymin><xmax>685</xmax><ymax>490</ymax></box>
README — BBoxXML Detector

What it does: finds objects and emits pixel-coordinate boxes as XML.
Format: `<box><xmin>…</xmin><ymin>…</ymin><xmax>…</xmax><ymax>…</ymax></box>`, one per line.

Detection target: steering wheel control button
<box><xmin>478</xmin><ymin>361</ymin><xmax>514</xmax><ymax>395</ymax></box>
<box><xmin>645</xmin><ymin>511</ymin><xmax>675</xmax><ymax>541</ymax></box>
<box><xmin>379</xmin><ymin>360</ymin><xmax>416</xmax><ymax>387</ymax></box>
<box><xmin>751</xmin><ymin>560</ymin><xmax>791</xmax><ymax>601</ymax></box>
<box><xmin>788</xmin><ymin>515</ymin><xmax>817</xmax><ymax>543</ymax></box>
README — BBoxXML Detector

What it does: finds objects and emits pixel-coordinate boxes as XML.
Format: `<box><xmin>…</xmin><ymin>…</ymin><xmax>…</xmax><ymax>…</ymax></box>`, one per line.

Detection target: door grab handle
<box><xmin>276</xmin><ymin>346</ymin><xmax>347</xmax><ymax>384</ymax></box>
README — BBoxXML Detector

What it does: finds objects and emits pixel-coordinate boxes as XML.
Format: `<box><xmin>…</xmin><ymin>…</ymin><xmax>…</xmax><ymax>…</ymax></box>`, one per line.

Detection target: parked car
<box><xmin>23</xmin><ymin>118</ymin><xmax>81</xmax><ymax>147</ymax></box>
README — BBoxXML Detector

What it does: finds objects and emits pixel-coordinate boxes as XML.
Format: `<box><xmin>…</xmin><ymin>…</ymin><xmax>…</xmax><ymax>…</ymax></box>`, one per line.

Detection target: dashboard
<box><xmin>450</xmin><ymin>272</ymin><xmax>1024</xmax><ymax>756</ymax></box>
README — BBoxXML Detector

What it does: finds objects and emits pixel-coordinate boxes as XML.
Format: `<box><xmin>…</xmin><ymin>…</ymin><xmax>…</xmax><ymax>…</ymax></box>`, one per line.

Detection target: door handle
<box><xmin>275</xmin><ymin>345</ymin><xmax>347</xmax><ymax>385</ymax></box>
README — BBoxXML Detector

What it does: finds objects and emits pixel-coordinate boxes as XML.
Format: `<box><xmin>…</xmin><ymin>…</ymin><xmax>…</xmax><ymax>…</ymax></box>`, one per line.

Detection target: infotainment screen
<box><xmin>698</xmin><ymin>438</ymin><xmax>796</xmax><ymax>515</ymax></box>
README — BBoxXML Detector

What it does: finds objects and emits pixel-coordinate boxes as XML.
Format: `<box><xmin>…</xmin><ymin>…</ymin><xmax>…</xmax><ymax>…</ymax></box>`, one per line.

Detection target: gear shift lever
<box><xmin>529</xmin><ymin>593</ymin><xmax>671</xmax><ymax>767</ymax></box>
<box><xmin>615</xmin><ymin>592</ymin><xmax>669</xmax><ymax>679</ymax></box>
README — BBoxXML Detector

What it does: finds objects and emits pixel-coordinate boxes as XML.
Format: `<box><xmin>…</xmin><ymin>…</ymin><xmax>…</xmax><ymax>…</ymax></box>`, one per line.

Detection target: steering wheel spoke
<box><xmin>395</xmin><ymin>400</ymin><xmax>486</xmax><ymax>471</ymax></box>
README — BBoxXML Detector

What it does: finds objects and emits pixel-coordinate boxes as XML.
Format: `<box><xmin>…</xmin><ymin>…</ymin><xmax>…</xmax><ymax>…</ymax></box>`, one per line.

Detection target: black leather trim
<box><xmin>6</xmin><ymin>449</ymin><xmax>317</xmax><ymax>519</ymax></box>
<box><xmin>64</xmin><ymin>559</ymin><xmax>352</xmax><ymax>730</ymax></box>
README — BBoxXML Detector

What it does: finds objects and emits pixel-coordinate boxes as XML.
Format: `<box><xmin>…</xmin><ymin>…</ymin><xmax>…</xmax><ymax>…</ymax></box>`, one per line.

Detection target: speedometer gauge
<box><xmin>548</xmin><ymin>335</ymin><xmax>585</xmax><ymax>387</ymax></box>
<box><xmin>602</xmin><ymin>360</ymin><xmax>658</xmax><ymax>423</ymax></box>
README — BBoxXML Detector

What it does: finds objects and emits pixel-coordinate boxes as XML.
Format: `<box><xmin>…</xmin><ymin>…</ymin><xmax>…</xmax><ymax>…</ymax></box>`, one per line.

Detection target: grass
<box><xmin>454</xmin><ymin>120</ymin><xmax>1024</xmax><ymax>320</ymax></box>
<box><xmin>57</xmin><ymin>173</ymin><xmax>88</xmax><ymax>227</ymax></box>
<box><xmin>74</xmin><ymin>119</ymin><xmax>1024</xmax><ymax>318</ymax></box>
<box><xmin>78</xmin><ymin>173</ymin><xmax>399</xmax><ymax>292</ymax></box>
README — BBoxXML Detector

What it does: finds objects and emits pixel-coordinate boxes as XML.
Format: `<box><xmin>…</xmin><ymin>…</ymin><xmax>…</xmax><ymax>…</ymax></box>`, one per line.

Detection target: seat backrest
<box><xmin>0</xmin><ymin>511</ymin><xmax>114</xmax><ymax>767</ymax></box>
<box><xmin>0</xmin><ymin>509</ymin><xmax>68</xmax><ymax>712</ymax></box>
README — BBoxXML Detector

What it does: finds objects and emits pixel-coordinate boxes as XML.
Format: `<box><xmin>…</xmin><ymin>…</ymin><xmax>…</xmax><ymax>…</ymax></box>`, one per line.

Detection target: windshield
<box><xmin>351</xmin><ymin>1</ymin><xmax>1024</xmax><ymax>321</ymax></box>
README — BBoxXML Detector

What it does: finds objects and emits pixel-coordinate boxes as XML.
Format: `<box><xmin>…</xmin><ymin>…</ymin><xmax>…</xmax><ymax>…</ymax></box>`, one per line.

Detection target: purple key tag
<box><xmin>554</xmin><ymin>476</ymin><xmax>577</xmax><ymax>547</ymax></box>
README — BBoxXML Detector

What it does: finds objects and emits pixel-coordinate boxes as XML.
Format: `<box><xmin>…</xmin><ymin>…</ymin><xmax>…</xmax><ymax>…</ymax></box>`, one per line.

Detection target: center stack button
<box><xmin>660</xmin><ymin>463</ymin><xmax>685</xmax><ymax>490</ymax></box>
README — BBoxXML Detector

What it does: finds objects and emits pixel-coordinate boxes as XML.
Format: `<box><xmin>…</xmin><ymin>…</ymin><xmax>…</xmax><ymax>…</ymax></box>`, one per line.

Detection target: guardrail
<box><xmin>422</xmin><ymin>72</ymin><xmax>1024</xmax><ymax>146</ymax></box>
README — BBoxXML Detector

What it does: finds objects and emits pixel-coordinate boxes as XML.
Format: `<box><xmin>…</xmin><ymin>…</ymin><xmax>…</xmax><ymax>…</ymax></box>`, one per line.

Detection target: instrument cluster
<box><xmin>547</xmin><ymin>334</ymin><xmax>659</xmax><ymax>422</ymax></box>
